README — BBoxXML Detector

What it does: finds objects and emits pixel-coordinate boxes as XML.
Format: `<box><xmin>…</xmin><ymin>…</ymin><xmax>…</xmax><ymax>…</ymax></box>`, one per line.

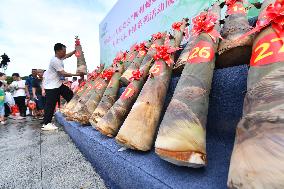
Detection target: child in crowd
<box><xmin>0</xmin><ymin>81</ymin><xmax>6</xmax><ymax>124</ymax></box>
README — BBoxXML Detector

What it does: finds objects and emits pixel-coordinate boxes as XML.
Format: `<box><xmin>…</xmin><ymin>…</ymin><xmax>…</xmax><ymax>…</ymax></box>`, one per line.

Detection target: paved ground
<box><xmin>0</xmin><ymin>117</ymin><xmax>106</xmax><ymax>189</ymax></box>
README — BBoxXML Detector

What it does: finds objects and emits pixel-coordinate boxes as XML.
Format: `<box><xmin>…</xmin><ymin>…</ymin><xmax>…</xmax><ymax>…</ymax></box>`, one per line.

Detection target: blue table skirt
<box><xmin>55</xmin><ymin>65</ymin><xmax>248</xmax><ymax>189</ymax></box>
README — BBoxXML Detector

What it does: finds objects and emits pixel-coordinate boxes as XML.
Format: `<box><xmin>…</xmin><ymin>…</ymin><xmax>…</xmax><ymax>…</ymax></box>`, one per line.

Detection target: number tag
<box><xmin>120</xmin><ymin>83</ymin><xmax>135</xmax><ymax>100</ymax></box>
<box><xmin>227</xmin><ymin>4</ymin><xmax>246</xmax><ymax>15</ymax></box>
<box><xmin>251</xmin><ymin>32</ymin><xmax>284</xmax><ymax>66</ymax></box>
<box><xmin>150</xmin><ymin>61</ymin><xmax>163</xmax><ymax>76</ymax></box>
<box><xmin>94</xmin><ymin>81</ymin><xmax>104</xmax><ymax>90</ymax></box>
<box><xmin>77</xmin><ymin>87</ymin><xmax>84</xmax><ymax>94</ymax></box>
<box><xmin>186</xmin><ymin>41</ymin><xmax>214</xmax><ymax>64</ymax></box>
<box><xmin>139</xmin><ymin>50</ymin><xmax>146</xmax><ymax>57</ymax></box>
<box><xmin>128</xmin><ymin>53</ymin><xmax>136</xmax><ymax>62</ymax></box>
<box><xmin>86</xmin><ymin>84</ymin><xmax>92</xmax><ymax>92</ymax></box>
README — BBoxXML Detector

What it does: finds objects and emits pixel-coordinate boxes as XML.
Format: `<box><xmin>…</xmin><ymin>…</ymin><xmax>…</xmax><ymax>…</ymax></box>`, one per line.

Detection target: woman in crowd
<box><xmin>32</xmin><ymin>69</ymin><xmax>45</xmax><ymax>119</ymax></box>
<box><xmin>10</xmin><ymin>73</ymin><xmax>27</xmax><ymax>119</ymax></box>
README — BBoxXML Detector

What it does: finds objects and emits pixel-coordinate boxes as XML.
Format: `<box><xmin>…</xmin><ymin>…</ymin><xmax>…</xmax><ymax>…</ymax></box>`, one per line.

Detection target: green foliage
<box><xmin>6</xmin><ymin>76</ymin><xmax>13</xmax><ymax>84</ymax></box>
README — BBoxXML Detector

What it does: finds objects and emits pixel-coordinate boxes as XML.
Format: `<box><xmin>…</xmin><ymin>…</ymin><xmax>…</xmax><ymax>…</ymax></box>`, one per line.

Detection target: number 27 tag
<box><xmin>251</xmin><ymin>32</ymin><xmax>284</xmax><ymax>66</ymax></box>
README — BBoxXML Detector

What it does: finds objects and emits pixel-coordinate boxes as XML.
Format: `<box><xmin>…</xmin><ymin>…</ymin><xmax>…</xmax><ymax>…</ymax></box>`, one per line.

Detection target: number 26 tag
<box><xmin>187</xmin><ymin>41</ymin><xmax>214</xmax><ymax>64</ymax></box>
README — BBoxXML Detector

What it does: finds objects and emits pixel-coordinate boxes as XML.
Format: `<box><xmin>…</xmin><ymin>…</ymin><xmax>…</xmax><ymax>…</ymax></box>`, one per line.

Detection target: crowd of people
<box><xmin>0</xmin><ymin>68</ymin><xmax>84</xmax><ymax>125</ymax></box>
<box><xmin>0</xmin><ymin>43</ymin><xmax>85</xmax><ymax>130</ymax></box>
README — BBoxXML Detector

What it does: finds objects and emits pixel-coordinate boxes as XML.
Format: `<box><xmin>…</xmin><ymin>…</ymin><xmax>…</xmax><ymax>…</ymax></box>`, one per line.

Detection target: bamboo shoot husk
<box><xmin>115</xmin><ymin>19</ymin><xmax>188</xmax><ymax>151</ymax></box>
<box><xmin>62</xmin><ymin>65</ymin><xmax>104</xmax><ymax>116</ymax></box>
<box><xmin>155</xmin><ymin>4</ymin><xmax>221</xmax><ymax>168</ymax></box>
<box><xmin>89</xmin><ymin>64</ymin><xmax>125</xmax><ymax>125</ymax></box>
<box><xmin>75</xmin><ymin>36</ymin><xmax>87</xmax><ymax>74</ymax></box>
<box><xmin>94</xmin><ymin>35</ymin><xmax>166</xmax><ymax>136</ymax></box>
<box><xmin>216</xmin><ymin>1</ymin><xmax>254</xmax><ymax>68</ymax></box>
<box><xmin>120</xmin><ymin>40</ymin><xmax>153</xmax><ymax>86</ymax></box>
<box><xmin>73</xmin><ymin>75</ymin><xmax>111</xmax><ymax>124</ymax></box>
<box><xmin>228</xmin><ymin>1</ymin><xmax>284</xmax><ymax>188</ymax></box>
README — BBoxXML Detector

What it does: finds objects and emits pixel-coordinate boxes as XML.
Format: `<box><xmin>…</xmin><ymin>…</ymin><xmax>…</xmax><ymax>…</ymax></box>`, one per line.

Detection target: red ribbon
<box><xmin>79</xmin><ymin>81</ymin><xmax>86</xmax><ymax>88</ymax></box>
<box><xmin>129</xmin><ymin>69</ymin><xmax>144</xmax><ymax>81</ymax></box>
<box><xmin>113</xmin><ymin>51</ymin><xmax>127</xmax><ymax>65</ymax></box>
<box><xmin>172</xmin><ymin>22</ymin><xmax>183</xmax><ymax>31</ymax></box>
<box><xmin>100</xmin><ymin>69</ymin><xmax>114</xmax><ymax>81</ymax></box>
<box><xmin>87</xmin><ymin>67</ymin><xmax>99</xmax><ymax>80</ymax></box>
<box><xmin>191</xmin><ymin>11</ymin><xmax>222</xmax><ymax>43</ymax></box>
<box><xmin>240</xmin><ymin>0</ymin><xmax>284</xmax><ymax>39</ymax></box>
<box><xmin>152</xmin><ymin>32</ymin><xmax>164</xmax><ymax>40</ymax></box>
<box><xmin>153</xmin><ymin>45</ymin><xmax>181</xmax><ymax>66</ymax></box>
<box><xmin>75</xmin><ymin>38</ymin><xmax>81</xmax><ymax>46</ymax></box>
<box><xmin>137</xmin><ymin>42</ymin><xmax>148</xmax><ymax>56</ymax></box>
<box><xmin>225</xmin><ymin>0</ymin><xmax>240</xmax><ymax>7</ymax></box>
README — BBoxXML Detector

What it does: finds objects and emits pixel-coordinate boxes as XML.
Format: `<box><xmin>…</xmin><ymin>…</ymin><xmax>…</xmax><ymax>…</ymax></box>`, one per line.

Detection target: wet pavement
<box><xmin>0</xmin><ymin>117</ymin><xmax>106</xmax><ymax>189</ymax></box>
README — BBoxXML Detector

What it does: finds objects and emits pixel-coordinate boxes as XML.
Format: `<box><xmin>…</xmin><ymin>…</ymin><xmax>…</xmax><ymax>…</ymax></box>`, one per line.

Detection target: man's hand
<box><xmin>42</xmin><ymin>89</ymin><xmax>46</xmax><ymax>97</ymax></box>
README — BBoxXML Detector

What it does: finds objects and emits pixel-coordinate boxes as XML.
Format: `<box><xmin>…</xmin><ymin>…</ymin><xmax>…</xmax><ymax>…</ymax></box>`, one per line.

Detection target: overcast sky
<box><xmin>0</xmin><ymin>0</ymin><xmax>117</xmax><ymax>76</ymax></box>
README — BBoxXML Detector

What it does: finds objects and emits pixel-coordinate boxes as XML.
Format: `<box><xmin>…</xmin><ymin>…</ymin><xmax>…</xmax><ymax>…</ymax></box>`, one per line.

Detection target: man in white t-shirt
<box><xmin>10</xmin><ymin>73</ymin><xmax>28</xmax><ymax>118</ymax></box>
<box><xmin>42</xmin><ymin>43</ymin><xmax>84</xmax><ymax>131</ymax></box>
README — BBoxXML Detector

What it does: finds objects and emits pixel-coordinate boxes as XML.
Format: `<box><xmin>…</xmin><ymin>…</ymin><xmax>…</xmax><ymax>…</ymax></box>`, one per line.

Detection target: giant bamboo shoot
<box><xmin>228</xmin><ymin>0</ymin><xmax>284</xmax><ymax>188</ymax></box>
<box><xmin>115</xmin><ymin>19</ymin><xmax>188</xmax><ymax>151</ymax></box>
<box><xmin>155</xmin><ymin>4</ymin><xmax>221</xmax><ymax>168</ymax></box>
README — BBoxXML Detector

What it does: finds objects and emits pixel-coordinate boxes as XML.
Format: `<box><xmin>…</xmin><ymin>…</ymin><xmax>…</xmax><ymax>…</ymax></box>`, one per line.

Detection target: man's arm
<box><xmin>58</xmin><ymin>70</ymin><xmax>82</xmax><ymax>77</ymax></box>
<box><xmin>25</xmin><ymin>85</ymin><xmax>30</xmax><ymax>95</ymax></box>
<box><xmin>64</xmin><ymin>50</ymin><xmax>76</xmax><ymax>59</ymax></box>
<box><xmin>32</xmin><ymin>87</ymin><xmax>37</xmax><ymax>99</ymax></box>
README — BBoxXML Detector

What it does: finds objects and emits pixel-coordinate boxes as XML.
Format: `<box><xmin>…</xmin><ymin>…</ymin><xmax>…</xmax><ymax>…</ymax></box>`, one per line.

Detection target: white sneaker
<box><xmin>41</xmin><ymin>123</ymin><xmax>58</xmax><ymax>131</ymax></box>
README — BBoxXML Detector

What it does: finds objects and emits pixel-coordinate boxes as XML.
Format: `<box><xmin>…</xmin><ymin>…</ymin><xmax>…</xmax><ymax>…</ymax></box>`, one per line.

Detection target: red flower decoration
<box><xmin>79</xmin><ymin>81</ymin><xmax>86</xmax><ymax>87</ymax></box>
<box><xmin>113</xmin><ymin>51</ymin><xmax>127</xmax><ymax>65</ymax></box>
<box><xmin>240</xmin><ymin>0</ymin><xmax>284</xmax><ymax>38</ymax></box>
<box><xmin>225</xmin><ymin>0</ymin><xmax>240</xmax><ymax>7</ymax></box>
<box><xmin>152</xmin><ymin>32</ymin><xmax>164</xmax><ymax>40</ymax></box>
<box><xmin>87</xmin><ymin>67</ymin><xmax>99</xmax><ymax>80</ymax></box>
<box><xmin>153</xmin><ymin>45</ymin><xmax>181</xmax><ymax>66</ymax></box>
<box><xmin>172</xmin><ymin>22</ymin><xmax>183</xmax><ymax>31</ymax></box>
<box><xmin>129</xmin><ymin>69</ymin><xmax>144</xmax><ymax>81</ymax></box>
<box><xmin>75</xmin><ymin>37</ymin><xmax>81</xmax><ymax>46</ymax></box>
<box><xmin>137</xmin><ymin>42</ymin><xmax>148</xmax><ymax>56</ymax></box>
<box><xmin>100</xmin><ymin>69</ymin><xmax>114</xmax><ymax>81</ymax></box>
<box><xmin>191</xmin><ymin>11</ymin><xmax>222</xmax><ymax>42</ymax></box>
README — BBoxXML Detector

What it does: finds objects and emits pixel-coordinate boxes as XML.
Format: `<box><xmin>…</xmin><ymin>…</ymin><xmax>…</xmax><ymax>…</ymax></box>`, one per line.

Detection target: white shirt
<box><xmin>71</xmin><ymin>81</ymin><xmax>79</xmax><ymax>92</ymax></box>
<box><xmin>10</xmin><ymin>80</ymin><xmax>26</xmax><ymax>97</ymax></box>
<box><xmin>44</xmin><ymin>56</ymin><xmax>64</xmax><ymax>89</ymax></box>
